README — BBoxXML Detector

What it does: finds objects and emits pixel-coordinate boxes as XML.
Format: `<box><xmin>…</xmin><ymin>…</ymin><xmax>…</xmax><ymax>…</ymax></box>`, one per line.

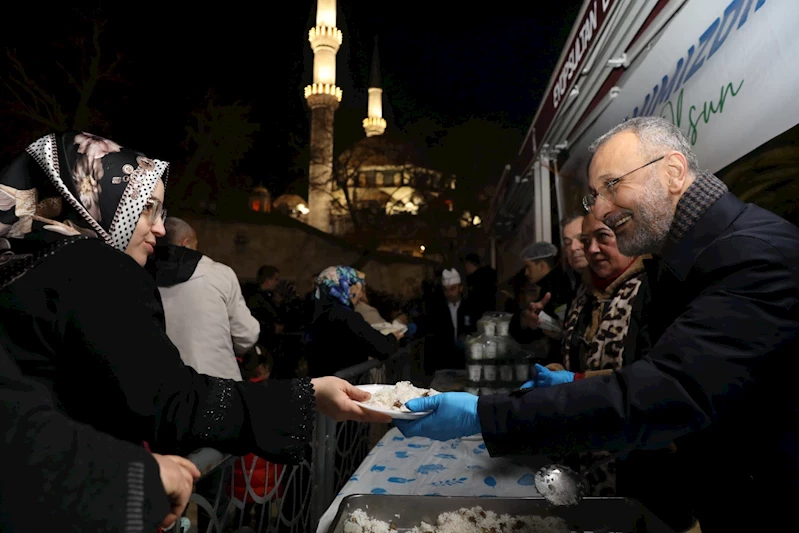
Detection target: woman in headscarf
<box><xmin>305</xmin><ymin>266</ymin><xmax>401</xmax><ymax>377</ymax></box>
<box><xmin>0</xmin><ymin>132</ymin><xmax>389</xmax><ymax>465</ymax></box>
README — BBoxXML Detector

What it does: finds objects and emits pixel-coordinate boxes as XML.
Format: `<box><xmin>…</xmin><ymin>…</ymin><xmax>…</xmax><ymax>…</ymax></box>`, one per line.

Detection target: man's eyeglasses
<box><xmin>144</xmin><ymin>198</ymin><xmax>166</xmax><ymax>224</ymax></box>
<box><xmin>582</xmin><ymin>155</ymin><xmax>665</xmax><ymax>212</ymax></box>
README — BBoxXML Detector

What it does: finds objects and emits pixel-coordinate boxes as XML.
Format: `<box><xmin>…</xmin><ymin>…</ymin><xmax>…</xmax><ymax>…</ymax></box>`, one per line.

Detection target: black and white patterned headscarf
<box><xmin>0</xmin><ymin>132</ymin><xmax>168</xmax><ymax>251</ymax></box>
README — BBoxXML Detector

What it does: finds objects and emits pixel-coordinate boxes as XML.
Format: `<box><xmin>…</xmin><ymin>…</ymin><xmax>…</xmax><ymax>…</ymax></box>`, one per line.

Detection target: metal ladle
<box><xmin>534</xmin><ymin>453</ymin><xmax>621</xmax><ymax>506</ymax></box>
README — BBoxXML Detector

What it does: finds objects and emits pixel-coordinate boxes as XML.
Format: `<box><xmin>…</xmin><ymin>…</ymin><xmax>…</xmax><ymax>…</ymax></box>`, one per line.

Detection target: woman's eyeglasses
<box><xmin>144</xmin><ymin>198</ymin><xmax>166</xmax><ymax>225</ymax></box>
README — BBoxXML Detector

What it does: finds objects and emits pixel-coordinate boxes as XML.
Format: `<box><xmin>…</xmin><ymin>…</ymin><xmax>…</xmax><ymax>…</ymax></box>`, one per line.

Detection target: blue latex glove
<box><xmin>394</xmin><ymin>393</ymin><xmax>481</xmax><ymax>441</ymax></box>
<box><xmin>406</xmin><ymin>323</ymin><xmax>418</xmax><ymax>336</ymax></box>
<box><xmin>532</xmin><ymin>363</ymin><xmax>574</xmax><ymax>388</ymax></box>
<box><xmin>520</xmin><ymin>380</ymin><xmax>535</xmax><ymax>389</ymax></box>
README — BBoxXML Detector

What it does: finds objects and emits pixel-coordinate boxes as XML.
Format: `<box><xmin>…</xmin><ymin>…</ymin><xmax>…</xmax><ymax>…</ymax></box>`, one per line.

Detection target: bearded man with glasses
<box><xmin>394</xmin><ymin>116</ymin><xmax>799</xmax><ymax>533</ymax></box>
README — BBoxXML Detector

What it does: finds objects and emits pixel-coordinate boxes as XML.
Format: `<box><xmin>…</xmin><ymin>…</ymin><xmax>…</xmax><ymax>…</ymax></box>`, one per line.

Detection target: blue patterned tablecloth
<box><xmin>316</xmin><ymin>427</ymin><xmax>542</xmax><ymax>533</ymax></box>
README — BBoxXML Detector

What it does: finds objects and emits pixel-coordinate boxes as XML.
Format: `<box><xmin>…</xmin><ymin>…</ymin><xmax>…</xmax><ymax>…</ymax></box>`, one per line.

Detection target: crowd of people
<box><xmin>396</xmin><ymin>117</ymin><xmax>799</xmax><ymax>532</ymax></box>
<box><xmin>227</xmin><ymin>253</ymin><xmax>504</xmax><ymax>381</ymax></box>
<box><xmin>1</xmin><ymin>115</ymin><xmax>797</xmax><ymax>533</ymax></box>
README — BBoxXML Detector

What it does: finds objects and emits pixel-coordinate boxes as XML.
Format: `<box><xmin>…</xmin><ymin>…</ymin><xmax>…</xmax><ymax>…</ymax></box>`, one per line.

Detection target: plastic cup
<box><xmin>467</xmin><ymin>364</ymin><xmax>482</xmax><ymax>382</ymax></box>
<box><xmin>515</xmin><ymin>364</ymin><xmax>530</xmax><ymax>381</ymax></box>
<box><xmin>483</xmin><ymin>364</ymin><xmax>497</xmax><ymax>382</ymax></box>
<box><xmin>469</xmin><ymin>343</ymin><xmax>484</xmax><ymax>360</ymax></box>
<box><xmin>496</xmin><ymin>339</ymin><xmax>508</xmax><ymax>357</ymax></box>
<box><xmin>496</xmin><ymin>321</ymin><xmax>509</xmax><ymax>336</ymax></box>
<box><xmin>484</xmin><ymin>341</ymin><xmax>497</xmax><ymax>359</ymax></box>
<box><xmin>499</xmin><ymin>365</ymin><xmax>514</xmax><ymax>382</ymax></box>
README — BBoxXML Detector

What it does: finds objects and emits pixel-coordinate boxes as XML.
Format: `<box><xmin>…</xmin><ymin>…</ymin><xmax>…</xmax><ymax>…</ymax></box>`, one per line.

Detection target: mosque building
<box><xmin>271</xmin><ymin>0</ymin><xmax>458</xmax><ymax>258</ymax></box>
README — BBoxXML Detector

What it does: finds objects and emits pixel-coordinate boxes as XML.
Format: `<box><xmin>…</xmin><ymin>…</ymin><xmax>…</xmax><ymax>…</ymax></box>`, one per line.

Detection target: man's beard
<box><xmin>614</xmin><ymin>175</ymin><xmax>674</xmax><ymax>256</ymax></box>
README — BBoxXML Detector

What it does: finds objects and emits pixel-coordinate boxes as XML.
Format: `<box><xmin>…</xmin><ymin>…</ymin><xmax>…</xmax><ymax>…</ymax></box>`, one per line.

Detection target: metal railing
<box><xmin>183</xmin><ymin>343</ymin><xmax>416</xmax><ymax>533</ymax></box>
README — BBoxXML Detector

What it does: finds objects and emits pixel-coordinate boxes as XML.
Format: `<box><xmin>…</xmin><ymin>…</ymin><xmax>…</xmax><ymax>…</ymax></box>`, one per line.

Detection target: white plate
<box><xmin>371</xmin><ymin>322</ymin><xmax>409</xmax><ymax>336</ymax></box>
<box><xmin>354</xmin><ymin>384</ymin><xmax>433</xmax><ymax>420</ymax></box>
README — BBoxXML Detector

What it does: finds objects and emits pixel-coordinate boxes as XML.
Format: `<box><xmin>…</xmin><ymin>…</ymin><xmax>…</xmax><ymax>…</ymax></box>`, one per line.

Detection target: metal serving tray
<box><xmin>326</xmin><ymin>494</ymin><xmax>677</xmax><ymax>533</ymax></box>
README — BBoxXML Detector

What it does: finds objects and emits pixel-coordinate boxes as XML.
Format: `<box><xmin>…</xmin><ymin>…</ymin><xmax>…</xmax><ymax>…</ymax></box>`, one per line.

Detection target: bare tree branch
<box><xmin>2</xmin><ymin>50</ymin><xmax>68</xmax><ymax>131</ymax></box>
<box><xmin>173</xmin><ymin>92</ymin><xmax>259</xmax><ymax>205</ymax></box>
<box><xmin>55</xmin><ymin>61</ymin><xmax>82</xmax><ymax>90</ymax></box>
<box><xmin>100</xmin><ymin>52</ymin><xmax>125</xmax><ymax>82</ymax></box>
<box><xmin>2</xmin><ymin>12</ymin><xmax>124</xmax><ymax>134</ymax></box>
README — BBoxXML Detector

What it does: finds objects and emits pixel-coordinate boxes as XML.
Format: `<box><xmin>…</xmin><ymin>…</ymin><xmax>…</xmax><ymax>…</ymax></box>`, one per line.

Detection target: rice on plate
<box><xmin>362</xmin><ymin>381</ymin><xmax>439</xmax><ymax>412</ymax></box>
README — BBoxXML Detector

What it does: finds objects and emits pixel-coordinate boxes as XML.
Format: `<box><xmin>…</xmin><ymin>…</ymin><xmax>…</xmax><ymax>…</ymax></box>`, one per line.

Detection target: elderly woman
<box><xmin>305</xmin><ymin>266</ymin><xmax>401</xmax><ymax>377</ymax></box>
<box><xmin>0</xmin><ymin>132</ymin><xmax>388</xmax><ymax>471</ymax></box>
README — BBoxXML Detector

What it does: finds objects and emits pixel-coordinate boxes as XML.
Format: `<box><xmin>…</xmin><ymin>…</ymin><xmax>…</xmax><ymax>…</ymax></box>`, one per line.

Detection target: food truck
<box><xmin>487</xmin><ymin>0</ymin><xmax>799</xmax><ymax>283</ymax></box>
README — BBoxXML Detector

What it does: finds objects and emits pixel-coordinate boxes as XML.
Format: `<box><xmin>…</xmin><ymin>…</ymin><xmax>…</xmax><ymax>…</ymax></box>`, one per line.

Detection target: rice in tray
<box><xmin>344</xmin><ymin>509</ymin><xmax>397</xmax><ymax>533</ymax></box>
<box><xmin>363</xmin><ymin>381</ymin><xmax>439</xmax><ymax>412</ymax></box>
<box><xmin>343</xmin><ymin>506</ymin><xmax>570</xmax><ymax>533</ymax></box>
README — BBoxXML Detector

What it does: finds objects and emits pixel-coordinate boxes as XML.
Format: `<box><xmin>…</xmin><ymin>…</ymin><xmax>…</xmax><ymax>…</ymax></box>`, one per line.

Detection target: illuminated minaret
<box><xmin>304</xmin><ymin>0</ymin><xmax>343</xmax><ymax>233</ymax></box>
<box><xmin>362</xmin><ymin>37</ymin><xmax>386</xmax><ymax>137</ymax></box>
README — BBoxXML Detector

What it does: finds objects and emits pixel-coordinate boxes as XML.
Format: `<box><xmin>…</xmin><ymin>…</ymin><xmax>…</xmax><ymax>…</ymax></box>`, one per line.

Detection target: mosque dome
<box><xmin>249</xmin><ymin>185</ymin><xmax>272</xmax><ymax>213</ymax></box>
<box><xmin>273</xmin><ymin>193</ymin><xmax>310</xmax><ymax>218</ymax></box>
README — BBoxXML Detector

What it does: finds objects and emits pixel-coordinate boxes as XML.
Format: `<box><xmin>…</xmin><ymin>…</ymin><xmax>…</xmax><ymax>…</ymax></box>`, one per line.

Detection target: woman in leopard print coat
<box><xmin>545</xmin><ymin>215</ymin><xmax>695</xmax><ymax>532</ymax></box>
<box><xmin>551</xmin><ymin>213</ymin><xmax>653</xmax><ymax>496</ymax></box>
<box><xmin>557</xmin><ymin>259</ymin><xmax>651</xmax><ymax>496</ymax></box>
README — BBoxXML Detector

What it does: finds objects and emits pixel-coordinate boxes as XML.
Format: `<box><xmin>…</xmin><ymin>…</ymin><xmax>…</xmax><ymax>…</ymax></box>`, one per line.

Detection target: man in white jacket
<box><xmin>148</xmin><ymin>217</ymin><xmax>260</xmax><ymax>381</ymax></box>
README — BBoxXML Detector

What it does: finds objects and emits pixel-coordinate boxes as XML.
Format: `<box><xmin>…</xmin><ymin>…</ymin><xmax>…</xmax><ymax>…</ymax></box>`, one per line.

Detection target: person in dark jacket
<box><xmin>0</xmin><ymin>132</ymin><xmax>390</xmax><ymax>472</ymax></box>
<box><xmin>304</xmin><ymin>271</ymin><xmax>320</xmax><ymax>324</ymax></box>
<box><xmin>463</xmin><ymin>253</ymin><xmax>497</xmax><ymax>318</ymax></box>
<box><xmin>396</xmin><ymin>276</ymin><xmax>425</xmax><ymax>339</ymax></box>
<box><xmin>499</xmin><ymin>267</ymin><xmax>528</xmax><ymax>314</ymax></box>
<box><xmin>0</xmin><ymin>344</ymin><xmax>201</xmax><ymax>532</ymax></box>
<box><xmin>305</xmin><ymin>266</ymin><xmax>401</xmax><ymax>377</ymax></box>
<box><xmin>426</xmin><ymin>268</ymin><xmax>479</xmax><ymax>372</ymax></box>
<box><xmin>396</xmin><ymin>117</ymin><xmax>799</xmax><ymax>532</ymax></box>
<box><xmin>514</xmin><ymin>215</ymin><xmax>589</xmax><ymax>325</ymax></box>
<box><xmin>248</xmin><ymin>265</ymin><xmax>284</xmax><ymax>349</ymax></box>
<box><xmin>509</xmin><ymin>242</ymin><xmax>572</xmax><ymax>364</ymax></box>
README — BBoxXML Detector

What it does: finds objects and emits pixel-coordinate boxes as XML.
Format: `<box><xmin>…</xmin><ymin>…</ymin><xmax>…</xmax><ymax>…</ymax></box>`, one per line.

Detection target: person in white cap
<box><xmin>427</xmin><ymin>268</ymin><xmax>477</xmax><ymax>372</ymax></box>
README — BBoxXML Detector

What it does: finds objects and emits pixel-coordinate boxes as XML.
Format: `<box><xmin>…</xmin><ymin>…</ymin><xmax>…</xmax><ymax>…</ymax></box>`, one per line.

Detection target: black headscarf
<box><xmin>0</xmin><ymin>132</ymin><xmax>168</xmax><ymax>249</ymax></box>
<box><xmin>0</xmin><ymin>132</ymin><xmax>169</xmax><ymax>289</ymax></box>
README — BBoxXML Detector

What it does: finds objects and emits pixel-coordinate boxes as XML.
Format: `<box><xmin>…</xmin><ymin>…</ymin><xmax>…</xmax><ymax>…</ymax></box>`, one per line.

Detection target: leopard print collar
<box><xmin>563</xmin><ymin>261</ymin><xmax>648</xmax><ymax>373</ymax></box>
<box><xmin>588</xmin><ymin>256</ymin><xmax>649</xmax><ymax>299</ymax></box>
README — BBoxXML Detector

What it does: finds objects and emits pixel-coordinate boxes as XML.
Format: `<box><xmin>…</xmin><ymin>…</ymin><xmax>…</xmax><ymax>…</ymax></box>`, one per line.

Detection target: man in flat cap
<box><xmin>509</xmin><ymin>241</ymin><xmax>574</xmax><ymax>364</ymax></box>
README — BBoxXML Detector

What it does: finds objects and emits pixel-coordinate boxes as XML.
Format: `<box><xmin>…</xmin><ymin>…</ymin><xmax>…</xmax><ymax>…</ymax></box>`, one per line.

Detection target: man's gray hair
<box><xmin>164</xmin><ymin>217</ymin><xmax>195</xmax><ymax>246</ymax></box>
<box><xmin>588</xmin><ymin>116</ymin><xmax>701</xmax><ymax>176</ymax></box>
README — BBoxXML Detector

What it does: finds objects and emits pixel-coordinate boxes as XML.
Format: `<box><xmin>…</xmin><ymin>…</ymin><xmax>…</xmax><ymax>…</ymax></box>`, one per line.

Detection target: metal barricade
<box><xmin>185</xmin><ymin>344</ymin><xmax>414</xmax><ymax>533</ymax></box>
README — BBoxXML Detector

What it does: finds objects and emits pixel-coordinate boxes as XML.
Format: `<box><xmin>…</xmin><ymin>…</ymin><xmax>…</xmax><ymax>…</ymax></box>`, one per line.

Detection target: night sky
<box><xmin>2</xmin><ymin>1</ymin><xmax>581</xmax><ymax>197</ymax></box>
